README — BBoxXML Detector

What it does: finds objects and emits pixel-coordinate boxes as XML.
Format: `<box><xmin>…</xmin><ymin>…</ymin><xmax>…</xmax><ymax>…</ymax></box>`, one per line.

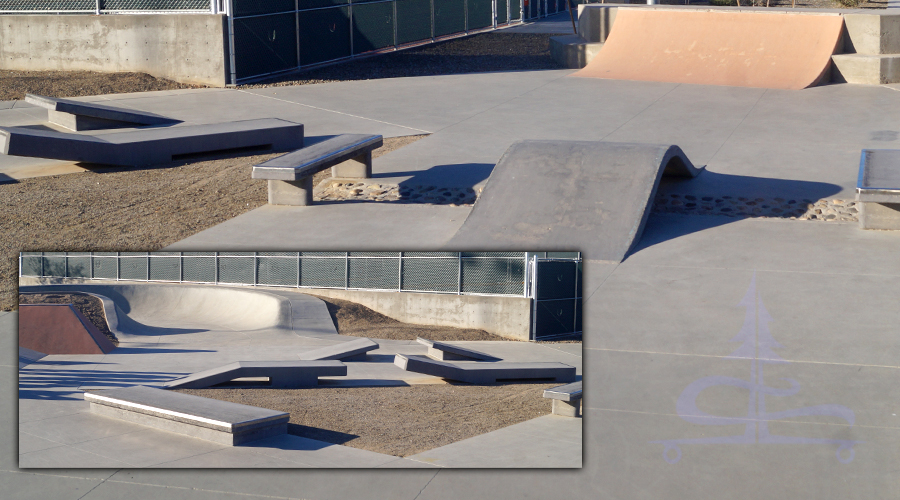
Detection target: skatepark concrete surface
<box><xmin>4</xmin><ymin>23</ymin><xmax>900</xmax><ymax>496</ymax></box>
<box><xmin>13</xmin><ymin>283</ymin><xmax>582</xmax><ymax>469</ymax></box>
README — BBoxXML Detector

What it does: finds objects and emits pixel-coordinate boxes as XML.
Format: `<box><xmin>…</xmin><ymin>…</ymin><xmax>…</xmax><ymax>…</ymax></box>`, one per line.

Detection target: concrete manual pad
<box><xmin>394</xmin><ymin>354</ymin><xmax>577</xmax><ymax>384</ymax></box>
<box><xmin>446</xmin><ymin>140</ymin><xmax>701</xmax><ymax>259</ymax></box>
<box><xmin>0</xmin><ymin>118</ymin><xmax>304</xmax><ymax>166</ymax></box>
<box><xmin>25</xmin><ymin>93</ymin><xmax>178</xmax><ymax>131</ymax></box>
<box><xmin>416</xmin><ymin>337</ymin><xmax>499</xmax><ymax>361</ymax></box>
<box><xmin>297</xmin><ymin>337</ymin><xmax>379</xmax><ymax>361</ymax></box>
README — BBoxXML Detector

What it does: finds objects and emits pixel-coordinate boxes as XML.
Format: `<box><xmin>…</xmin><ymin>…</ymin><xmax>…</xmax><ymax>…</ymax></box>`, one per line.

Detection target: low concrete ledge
<box><xmin>298</xmin><ymin>337</ymin><xmax>379</xmax><ymax>361</ymax></box>
<box><xmin>543</xmin><ymin>381</ymin><xmax>583</xmax><ymax>418</ymax></box>
<box><xmin>831</xmin><ymin>54</ymin><xmax>900</xmax><ymax>85</ymax></box>
<box><xmin>164</xmin><ymin>360</ymin><xmax>347</xmax><ymax>389</ymax></box>
<box><xmin>416</xmin><ymin>337</ymin><xmax>499</xmax><ymax>361</ymax></box>
<box><xmin>856</xmin><ymin>149</ymin><xmax>900</xmax><ymax>230</ymax></box>
<box><xmin>25</xmin><ymin>93</ymin><xmax>179</xmax><ymax>131</ymax></box>
<box><xmin>84</xmin><ymin>385</ymin><xmax>289</xmax><ymax>446</ymax></box>
<box><xmin>394</xmin><ymin>354</ymin><xmax>576</xmax><ymax>384</ymax></box>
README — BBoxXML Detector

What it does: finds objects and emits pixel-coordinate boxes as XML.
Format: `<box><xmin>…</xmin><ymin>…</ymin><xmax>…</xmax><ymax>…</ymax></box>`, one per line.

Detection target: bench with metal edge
<box><xmin>416</xmin><ymin>337</ymin><xmax>500</xmax><ymax>361</ymax></box>
<box><xmin>25</xmin><ymin>93</ymin><xmax>179</xmax><ymax>131</ymax></box>
<box><xmin>298</xmin><ymin>337</ymin><xmax>379</xmax><ymax>361</ymax></box>
<box><xmin>0</xmin><ymin>118</ymin><xmax>304</xmax><ymax>167</ymax></box>
<box><xmin>543</xmin><ymin>380</ymin><xmax>583</xmax><ymax>417</ymax></box>
<box><xmin>162</xmin><ymin>360</ymin><xmax>347</xmax><ymax>389</ymax></box>
<box><xmin>393</xmin><ymin>354</ymin><xmax>576</xmax><ymax>384</ymax></box>
<box><xmin>857</xmin><ymin>149</ymin><xmax>900</xmax><ymax>230</ymax></box>
<box><xmin>251</xmin><ymin>133</ymin><xmax>383</xmax><ymax>206</ymax></box>
<box><xmin>83</xmin><ymin>385</ymin><xmax>289</xmax><ymax>445</ymax></box>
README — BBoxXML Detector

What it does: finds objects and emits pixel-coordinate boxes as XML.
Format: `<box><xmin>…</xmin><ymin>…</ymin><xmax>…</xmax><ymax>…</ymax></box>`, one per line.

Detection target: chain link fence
<box><xmin>0</xmin><ymin>0</ymin><xmax>213</xmax><ymax>12</ymax></box>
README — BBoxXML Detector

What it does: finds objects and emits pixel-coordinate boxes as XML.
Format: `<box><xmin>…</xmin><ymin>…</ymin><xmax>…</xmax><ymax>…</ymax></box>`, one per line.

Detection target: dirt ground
<box><xmin>18</xmin><ymin>292</ymin><xmax>117</xmax><ymax>345</ymax></box>
<box><xmin>0</xmin><ymin>136</ymin><xmax>424</xmax><ymax>312</ymax></box>
<box><xmin>175</xmin><ymin>382</ymin><xmax>563</xmax><ymax>457</ymax></box>
<box><xmin>311</xmin><ymin>294</ymin><xmax>512</xmax><ymax>342</ymax></box>
<box><xmin>0</xmin><ymin>70</ymin><xmax>198</xmax><ymax>102</ymax></box>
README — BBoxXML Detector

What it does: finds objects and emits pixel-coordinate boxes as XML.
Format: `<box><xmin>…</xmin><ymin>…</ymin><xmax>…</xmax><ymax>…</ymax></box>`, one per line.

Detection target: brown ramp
<box><xmin>573</xmin><ymin>9</ymin><xmax>844</xmax><ymax>90</ymax></box>
<box><xmin>19</xmin><ymin>304</ymin><xmax>116</xmax><ymax>355</ymax></box>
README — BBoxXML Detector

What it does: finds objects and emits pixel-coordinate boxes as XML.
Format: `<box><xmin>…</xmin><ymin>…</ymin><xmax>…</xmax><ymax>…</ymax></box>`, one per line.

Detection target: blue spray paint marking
<box><xmin>651</xmin><ymin>273</ymin><xmax>861</xmax><ymax>464</ymax></box>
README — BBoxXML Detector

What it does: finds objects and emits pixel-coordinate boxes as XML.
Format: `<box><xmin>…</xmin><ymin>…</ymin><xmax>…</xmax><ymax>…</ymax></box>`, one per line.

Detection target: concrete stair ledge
<box><xmin>831</xmin><ymin>53</ymin><xmax>900</xmax><ymax>84</ymax></box>
<box><xmin>550</xmin><ymin>35</ymin><xmax>605</xmax><ymax>69</ymax></box>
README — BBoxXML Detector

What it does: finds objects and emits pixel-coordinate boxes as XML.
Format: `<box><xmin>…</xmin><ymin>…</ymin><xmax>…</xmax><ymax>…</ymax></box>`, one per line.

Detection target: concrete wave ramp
<box><xmin>573</xmin><ymin>9</ymin><xmax>844</xmax><ymax>90</ymax></box>
<box><xmin>447</xmin><ymin>140</ymin><xmax>702</xmax><ymax>261</ymax></box>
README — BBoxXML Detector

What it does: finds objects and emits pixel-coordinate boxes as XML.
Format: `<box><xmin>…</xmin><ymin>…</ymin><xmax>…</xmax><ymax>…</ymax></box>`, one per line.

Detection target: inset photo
<box><xmin>18</xmin><ymin>251</ymin><xmax>582</xmax><ymax>468</ymax></box>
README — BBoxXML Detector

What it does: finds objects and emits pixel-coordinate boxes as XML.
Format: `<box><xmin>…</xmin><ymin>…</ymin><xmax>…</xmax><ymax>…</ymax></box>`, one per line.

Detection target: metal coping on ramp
<box><xmin>25</xmin><ymin>93</ymin><xmax>179</xmax><ymax>131</ymax></box>
<box><xmin>445</xmin><ymin>140</ymin><xmax>702</xmax><ymax>261</ymax></box>
<box><xmin>84</xmin><ymin>385</ymin><xmax>289</xmax><ymax>446</ymax></box>
<box><xmin>394</xmin><ymin>354</ymin><xmax>576</xmax><ymax>384</ymax></box>
<box><xmin>572</xmin><ymin>8</ymin><xmax>844</xmax><ymax>90</ymax></box>
<box><xmin>163</xmin><ymin>360</ymin><xmax>347</xmax><ymax>389</ymax></box>
<box><xmin>416</xmin><ymin>337</ymin><xmax>500</xmax><ymax>361</ymax></box>
<box><xmin>0</xmin><ymin>118</ymin><xmax>304</xmax><ymax>166</ymax></box>
<box><xmin>297</xmin><ymin>337</ymin><xmax>379</xmax><ymax>361</ymax></box>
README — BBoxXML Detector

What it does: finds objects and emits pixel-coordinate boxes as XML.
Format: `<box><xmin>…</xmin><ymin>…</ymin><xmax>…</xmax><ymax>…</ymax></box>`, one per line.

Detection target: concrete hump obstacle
<box><xmin>25</xmin><ymin>93</ymin><xmax>179</xmax><ymax>131</ymax></box>
<box><xmin>572</xmin><ymin>9</ymin><xmax>844</xmax><ymax>90</ymax></box>
<box><xmin>84</xmin><ymin>385</ymin><xmax>289</xmax><ymax>446</ymax></box>
<box><xmin>0</xmin><ymin>118</ymin><xmax>304</xmax><ymax>166</ymax></box>
<box><xmin>856</xmin><ymin>149</ymin><xmax>900</xmax><ymax>230</ymax></box>
<box><xmin>416</xmin><ymin>337</ymin><xmax>499</xmax><ymax>361</ymax></box>
<box><xmin>163</xmin><ymin>360</ymin><xmax>347</xmax><ymax>389</ymax></box>
<box><xmin>446</xmin><ymin>140</ymin><xmax>702</xmax><ymax>261</ymax></box>
<box><xmin>393</xmin><ymin>354</ymin><xmax>576</xmax><ymax>384</ymax></box>
<box><xmin>18</xmin><ymin>304</ymin><xmax>116</xmax><ymax>355</ymax></box>
<box><xmin>297</xmin><ymin>337</ymin><xmax>379</xmax><ymax>361</ymax></box>
<box><xmin>252</xmin><ymin>133</ymin><xmax>383</xmax><ymax>206</ymax></box>
<box><xmin>543</xmin><ymin>381</ymin><xmax>583</xmax><ymax>418</ymax></box>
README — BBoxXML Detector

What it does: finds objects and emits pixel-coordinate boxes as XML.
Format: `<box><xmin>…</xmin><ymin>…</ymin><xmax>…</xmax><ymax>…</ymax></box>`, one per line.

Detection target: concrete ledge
<box><xmin>163</xmin><ymin>360</ymin><xmax>347</xmax><ymax>389</ymax></box>
<box><xmin>0</xmin><ymin>119</ymin><xmax>304</xmax><ymax>166</ymax></box>
<box><xmin>831</xmin><ymin>54</ymin><xmax>900</xmax><ymax>84</ymax></box>
<box><xmin>84</xmin><ymin>385</ymin><xmax>289</xmax><ymax>446</ymax></box>
<box><xmin>416</xmin><ymin>337</ymin><xmax>499</xmax><ymax>361</ymax></box>
<box><xmin>543</xmin><ymin>381</ymin><xmax>583</xmax><ymax>417</ymax></box>
<box><xmin>856</xmin><ymin>149</ymin><xmax>900</xmax><ymax>229</ymax></box>
<box><xmin>25</xmin><ymin>93</ymin><xmax>178</xmax><ymax>131</ymax></box>
<box><xmin>394</xmin><ymin>354</ymin><xmax>576</xmax><ymax>384</ymax></box>
<box><xmin>549</xmin><ymin>35</ymin><xmax>604</xmax><ymax>69</ymax></box>
<box><xmin>298</xmin><ymin>337</ymin><xmax>379</xmax><ymax>361</ymax></box>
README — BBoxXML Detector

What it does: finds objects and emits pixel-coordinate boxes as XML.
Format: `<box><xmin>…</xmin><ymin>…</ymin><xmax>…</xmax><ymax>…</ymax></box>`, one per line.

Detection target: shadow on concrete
<box><xmin>284</xmin><ymin>424</ymin><xmax>360</xmax><ymax>446</ymax></box>
<box><xmin>389</xmin><ymin>163</ymin><xmax>493</xmax><ymax>188</ymax></box>
<box><xmin>19</xmin><ymin>368</ymin><xmax>184</xmax><ymax>399</ymax></box>
<box><xmin>630</xmin><ymin>174</ymin><xmax>844</xmax><ymax>258</ymax></box>
<box><xmin>107</xmin><ymin>347</ymin><xmax>215</xmax><ymax>354</ymax></box>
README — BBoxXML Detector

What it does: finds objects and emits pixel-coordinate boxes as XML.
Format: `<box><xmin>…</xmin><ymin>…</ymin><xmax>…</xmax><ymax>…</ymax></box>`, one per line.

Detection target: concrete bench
<box><xmin>394</xmin><ymin>354</ymin><xmax>576</xmax><ymax>384</ymax></box>
<box><xmin>163</xmin><ymin>360</ymin><xmax>347</xmax><ymax>389</ymax></box>
<box><xmin>251</xmin><ymin>133</ymin><xmax>383</xmax><ymax>206</ymax></box>
<box><xmin>543</xmin><ymin>380</ymin><xmax>583</xmax><ymax>417</ymax></box>
<box><xmin>0</xmin><ymin>118</ymin><xmax>304</xmax><ymax>167</ymax></box>
<box><xmin>857</xmin><ymin>149</ymin><xmax>900</xmax><ymax>230</ymax></box>
<box><xmin>25</xmin><ymin>93</ymin><xmax>178</xmax><ymax>131</ymax></box>
<box><xmin>298</xmin><ymin>337</ymin><xmax>379</xmax><ymax>361</ymax></box>
<box><xmin>84</xmin><ymin>385</ymin><xmax>289</xmax><ymax>445</ymax></box>
<box><xmin>416</xmin><ymin>337</ymin><xmax>499</xmax><ymax>361</ymax></box>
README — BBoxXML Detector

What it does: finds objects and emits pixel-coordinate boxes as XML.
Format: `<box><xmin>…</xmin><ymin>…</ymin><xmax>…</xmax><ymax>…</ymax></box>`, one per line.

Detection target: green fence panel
<box><xmin>433</xmin><ymin>0</ymin><xmax>464</xmax><ymax>37</ymax></box>
<box><xmin>352</xmin><ymin>1</ymin><xmax>395</xmax><ymax>53</ymax></box>
<box><xmin>233</xmin><ymin>12</ymin><xmax>298</xmax><ymax>79</ymax></box>
<box><xmin>396</xmin><ymin>0</ymin><xmax>432</xmax><ymax>45</ymax></box>
<box><xmin>299</xmin><ymin>6</ymin><xmax>352</xmax><ymax>65</ymax></box>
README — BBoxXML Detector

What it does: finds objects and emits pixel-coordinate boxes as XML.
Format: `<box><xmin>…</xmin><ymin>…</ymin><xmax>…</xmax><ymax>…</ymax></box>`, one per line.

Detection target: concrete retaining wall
<box><xmin>303</xmin><ymin>288</ymin><xmax>532</xmax><ymax>341</ymax></box>
<box><xmin>0</xmin><ymin>14</ymin><xmax>228</xmax><ymax>87</ymax></box>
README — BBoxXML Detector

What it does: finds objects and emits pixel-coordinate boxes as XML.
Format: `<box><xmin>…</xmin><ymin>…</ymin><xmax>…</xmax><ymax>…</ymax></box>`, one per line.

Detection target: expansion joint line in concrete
<box><xmin>412</xmin><ymin>470</ymin><xmax>442</xmax><ymax>499</ymax></box>
<box><xmin>235</xmin><ymin>90</ymin><xmax>432</xmax><ymax>135</ymax></box>
<box><xmin>634</xmin><ymin>263</ymin><xmax>900</xmax><ymax>279</ymax></box>
<box><xmin>705</xmin><ymin>88</ymin><xmax>768</xmax><ymax>166</ymax></box>
<box><xmin>100</xmin><ymin>474</ymin><xmax>313</xmax><ymax>499</ymax></box>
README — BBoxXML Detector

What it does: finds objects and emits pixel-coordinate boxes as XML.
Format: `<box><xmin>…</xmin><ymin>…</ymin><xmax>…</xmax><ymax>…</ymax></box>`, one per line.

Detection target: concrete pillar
<box><xmin>859</xmin><ymin>202</ymin><xmax>900</xmax><ymax>230</ymax></box>
<box><xmin>552</xmin><ymin>399</ymin><xmax>582</xmax><ymax>418</ymax></box>
<box><xmin>331</xmin><ymin>151</ymin><xmax>372</xmax><ymax>178</ymax></box>
<box><xmin>268</xmin><ymin>177</ymin><xmax>313</xmax><ymax>206</ymax></box>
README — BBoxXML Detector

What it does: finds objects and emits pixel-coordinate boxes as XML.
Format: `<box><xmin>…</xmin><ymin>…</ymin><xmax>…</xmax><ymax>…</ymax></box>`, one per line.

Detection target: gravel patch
<box><xmin>310</xmin><ymin>294</ymin><xmax>513</xmax><ymax>341</ymax></box>
<box><xmin>653</xmin><ymin>194</ymin><xmax>859</xmax><ymax>221</ymax></box>
<box><xmin>18</xmin><ymin>292</ymin><xmax>117</xmax><ymax>345</ymax></box>
<box><xmin>0</xmin><ymin>70</ymin><xmax>200</xmax><ymax>101</ymax></box>
<box><xmin>0</xmin><ymin>136</ymin><xmax>424</xmax><ymax>311</ymax></box>
<box><xmin>175</xmin><ymin>382</ymin><xmax>560</xmax><ymax>457</ymax></box>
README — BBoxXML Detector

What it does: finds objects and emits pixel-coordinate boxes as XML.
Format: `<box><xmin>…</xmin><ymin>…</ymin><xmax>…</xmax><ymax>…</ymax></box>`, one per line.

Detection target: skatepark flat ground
<box><xmin>3</xmin><ymin>46</ymin><xmax>900</xmax><ymax>499</ymax></box>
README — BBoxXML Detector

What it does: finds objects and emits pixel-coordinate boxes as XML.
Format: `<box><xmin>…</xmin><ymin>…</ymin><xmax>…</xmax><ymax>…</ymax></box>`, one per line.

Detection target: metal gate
<box><xmin>529</xmin><ymin>256</ymin><xmax>581</xmax><ymax>340</ymax></box>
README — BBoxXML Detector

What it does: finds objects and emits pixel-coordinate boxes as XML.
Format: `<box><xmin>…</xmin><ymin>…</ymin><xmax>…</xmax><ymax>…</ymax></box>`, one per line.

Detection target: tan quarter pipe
<box><xmin>572</xmin><ymin>9</ymin><xmax>844</xmax><ymax>90</ymax></box>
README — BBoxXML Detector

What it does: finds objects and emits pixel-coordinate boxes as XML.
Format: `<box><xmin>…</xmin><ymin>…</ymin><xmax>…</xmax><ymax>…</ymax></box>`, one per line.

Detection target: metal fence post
<box><xmin>95</xmin><ymin>0</ymin><xmax>100</xmax><ymax>15</ymax></box>
<box><xmin>297</xmin><ymin>253</ymin><xmax>301</xmax><ymax>288</ymax></box>
<box><xmin>398</xmin><ymin>252</ymin><xmax>403</xmax><ymax>291</ymax></box>
<box><xmin>90</xmin><ymin>252</ymin><xmax>94</xmax><ymax>279</ymax></box>
<box><xmin>18</xmin><ymin>253</ymin><xmax>22</xmax><ymax>279</ymax></box>
<box><xmin>253</xmin><ymin>252</ymin><xmax>258</xmax><ymax>286</ymax></box>
<box><xmin>116</xmin><ymin>252</ymin><xmax>120</xmax><ymax>281</ymax></box>
<box><xmin>344</xmin><ymin>252</ymin><xmax>349</xmax><ymax>289</ymax></box>
<box><xmin>146</xmin><ymin>252</ymin><xmax>150</xmax><ymax>282</ymax></box>
<box><xmin>64</xmin><ymin>252</ymin><xmax>69</xmax><ymax>278</ymax></box>
<box><xmin>214</xmin><ymin>252</ymin><xmax>219</xmax><ymax>284</ymax></box>
<box><xmin>226</xmin><ymin>0</ymin><xmax>237</xmax><ymax>84</ymax></box>
<box><xmin>457</xmin><ymin>252</ymin><xmax>462</xmax><ymax>295</ymax></box>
